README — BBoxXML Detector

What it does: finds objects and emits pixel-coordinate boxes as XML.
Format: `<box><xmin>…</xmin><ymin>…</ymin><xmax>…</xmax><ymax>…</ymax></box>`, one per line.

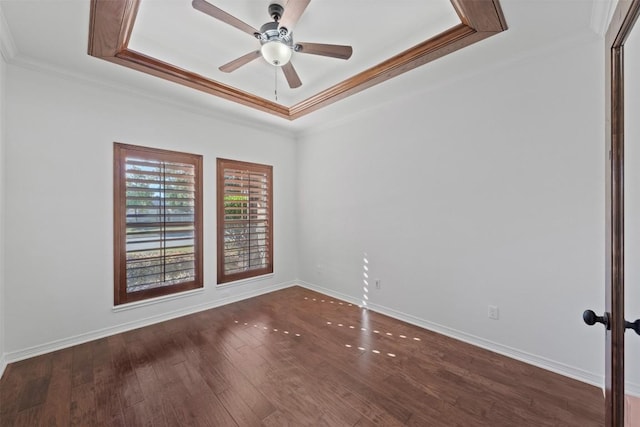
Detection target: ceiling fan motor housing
<box><xmin>257</xmin><ymin>21</ymin><xmax>294</xmax><ymax>66</ymax></box>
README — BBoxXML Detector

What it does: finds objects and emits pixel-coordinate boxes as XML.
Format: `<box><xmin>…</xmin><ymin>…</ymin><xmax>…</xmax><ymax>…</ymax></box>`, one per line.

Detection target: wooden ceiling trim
<box><xmin>119</xmin><ymin>0</ymin><xmax>141</xmax><ymax>49</ymax></box>
<box><xmin>115</xmin><ymin>49</ymin><xmax>290</xmax><ymax>118</ymax></box>
<box><xmin>88</xmin><ymin>0</ymin><xmax>140</xmax><ymax>57</ymax></box>
<box><xmin>288</xmin><ymin>24</ymin><xmax>478</xmax><ymax>120</ymax></box>
<box><xmin>451</xmin><ymin>0</ymin><xmax>506</xmax><ymax>31</ymax></box>
<box><xmin>88</xmin><ymin>0</ymin><xmax>507</xmax><ymax>121</ymax></box>
<box><xmin>606</xmin><ymin>0</ymin><xmax>640</xmax><ymax>47</ymax></box>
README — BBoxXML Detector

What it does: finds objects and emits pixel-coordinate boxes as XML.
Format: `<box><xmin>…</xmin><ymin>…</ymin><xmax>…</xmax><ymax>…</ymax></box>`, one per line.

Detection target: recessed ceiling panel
<box><xmin>88</xmin><ymin>0</ymin><xmax>507</xmax><ymax>119</ymax></box>
<box><xmin>128</xmin><ymin>0</ymin><xmax>460</xmax><ymax>106</ymax></box>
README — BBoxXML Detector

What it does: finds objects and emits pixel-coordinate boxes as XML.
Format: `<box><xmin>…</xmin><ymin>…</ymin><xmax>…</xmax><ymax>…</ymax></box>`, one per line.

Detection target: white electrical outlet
<box><xmin>488</xmin><ymin>305</ymin><xmax>499</xmax><ymax>320</ymax></box>
<box><xmin>375</xmin><ymin>279</ymin><xmax>381</xmax><ymax>289</ymax></box>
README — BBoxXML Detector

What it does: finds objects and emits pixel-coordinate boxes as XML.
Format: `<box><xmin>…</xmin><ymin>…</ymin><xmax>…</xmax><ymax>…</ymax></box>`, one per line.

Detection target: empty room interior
<box><xmin>1</xmin><ymin>0</ymin><xmax>639</xmax><ymax>425</ymax></box>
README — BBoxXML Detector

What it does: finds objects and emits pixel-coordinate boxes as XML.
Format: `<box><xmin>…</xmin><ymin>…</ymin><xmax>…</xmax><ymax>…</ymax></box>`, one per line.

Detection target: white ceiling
<box><xmin>129</xmin><ymin>0</ymin><xmax>460</xmax><ymax>106</ymax></box>
<box><xmin>0</xmin><ymin>0</ymin><xmax>610</xmax><ymax>134</ymax></box>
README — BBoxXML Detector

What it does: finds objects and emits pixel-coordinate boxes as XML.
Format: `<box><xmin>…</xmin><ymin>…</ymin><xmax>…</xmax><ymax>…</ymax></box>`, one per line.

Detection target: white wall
<box><xmin>296</xmin><ymin>38</ymin><xmax>607</xmax><ymax>385</ymax></box>
<box><xmin>3</xmin><ymin>64</ymin><xmax>298</xmax><ymax>357</ymax></box>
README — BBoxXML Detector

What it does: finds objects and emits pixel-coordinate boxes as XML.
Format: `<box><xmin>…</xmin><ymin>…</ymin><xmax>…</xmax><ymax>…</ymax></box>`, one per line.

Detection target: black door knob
<box><xmin>626</xmin><ymin>318</ymin><xmax>640</xmax><ymax>335</ymax></box>
<box><xmin>583</xmin><ymin>309</ymin><xmax>610</xmax><ymax>330</ymax></box>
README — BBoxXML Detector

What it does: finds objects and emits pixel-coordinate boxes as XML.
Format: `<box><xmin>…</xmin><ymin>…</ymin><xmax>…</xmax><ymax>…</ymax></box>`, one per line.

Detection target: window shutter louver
<box><xmin>217</xmin><ymin>159</ymin><xmax>273</xmax><ymax>284</ymax></box>
<box><xmin>125</xmin><ymin>158</ymin><xmax>196</xmax><ymax>291</ymax></box>
<box><xmin>114</xmin><ymin>144</ymin><xmax>203</xmax><ymax>305</ymax></box>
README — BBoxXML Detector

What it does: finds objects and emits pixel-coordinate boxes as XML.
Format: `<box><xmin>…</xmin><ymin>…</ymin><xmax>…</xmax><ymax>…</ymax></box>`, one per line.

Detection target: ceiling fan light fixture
<box><xmin>261</xmin><ymin>40</ymin><xmax>292</xmax><ymax>66</ymax></box>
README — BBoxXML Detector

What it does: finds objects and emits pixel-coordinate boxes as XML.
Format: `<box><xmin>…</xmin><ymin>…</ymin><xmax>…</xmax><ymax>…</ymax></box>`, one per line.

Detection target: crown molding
<box><xmin>0</xmin><ymin>4</ymin><xmax>17</xmax><ymax>61</ymax></box>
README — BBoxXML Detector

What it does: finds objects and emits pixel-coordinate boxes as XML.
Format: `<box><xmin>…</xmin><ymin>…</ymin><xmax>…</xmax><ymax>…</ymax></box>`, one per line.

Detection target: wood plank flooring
<box><xmin>0</xmin><ymin>286</ymin><xmax>604</xmax><ymax>426</ymax></box>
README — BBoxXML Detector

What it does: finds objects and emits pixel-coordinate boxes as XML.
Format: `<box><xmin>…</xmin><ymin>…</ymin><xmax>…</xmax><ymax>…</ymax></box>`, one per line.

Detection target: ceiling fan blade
<box><xmin>278</xmin><ymin>0</ymin><xmax>311</xmax><ymax>31</ymax></box>
<box><xmin>295</xmin><ymin>42</ymin><xmax>353</xmax><ymax>60</ymax></box>
<box><xmin>219</xmin><ymin>50</ymin><xmax>261</xmax><ymax>73</ymax></box>
<box><xmin>192</xmin><ymin>0</ymin><xmax>259</xmax><ymax>38</ymax></box>
<box><xmin>282</xmin><ymin>62</ymin><xmax>302</xmax><ymax>89</ymax></box>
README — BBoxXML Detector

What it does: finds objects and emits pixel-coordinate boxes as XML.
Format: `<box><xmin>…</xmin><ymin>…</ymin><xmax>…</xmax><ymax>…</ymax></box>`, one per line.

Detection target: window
<box><xmin>114</xmin><ymin>143</ymin><xmax>203</xmax><ymax>305</ymax></box>
<box><xmin>217</xmin><ymin>158</ymin><xmax>273</xmax><ymax>284</ymax></box>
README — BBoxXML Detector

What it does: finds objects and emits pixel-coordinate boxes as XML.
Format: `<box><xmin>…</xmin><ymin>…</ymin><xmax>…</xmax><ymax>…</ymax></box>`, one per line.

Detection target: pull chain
<box><xmin>274</xmin><ymin>66</ymin><xmax>278</xmax><ymax>101</ymax></box>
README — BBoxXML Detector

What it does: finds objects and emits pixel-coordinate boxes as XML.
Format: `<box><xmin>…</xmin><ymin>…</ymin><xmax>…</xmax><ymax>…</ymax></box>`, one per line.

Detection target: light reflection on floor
<box><xmin>304</xmin><ymin>296</ymin><xmax>353</xmax><ymax>307</ymax></box>
<box><xmin>233</xmin><ymin>319</ymin><xmax>302</xmax><ymax>338</ymax></box>
<box><xmin>303</xmin><ymin>291</ymin><xmax>424</xmax><ymax>360</ymax></box>
<box><xmin>362</xmin><ymin>253</ymin><xmax>369</xmax><ymax>309</ymax></box>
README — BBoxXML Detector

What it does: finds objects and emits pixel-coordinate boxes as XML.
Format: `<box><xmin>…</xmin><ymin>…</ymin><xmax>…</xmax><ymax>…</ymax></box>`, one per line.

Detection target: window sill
<box><xmin>112</xmin><ymin>287</ymin><xmax>205</xmax><ymax>312</ymax></box>
<box><xmin>217</xmin><ymin>273</ymin><xmax>274</xmax><ymax>289</ymax></box>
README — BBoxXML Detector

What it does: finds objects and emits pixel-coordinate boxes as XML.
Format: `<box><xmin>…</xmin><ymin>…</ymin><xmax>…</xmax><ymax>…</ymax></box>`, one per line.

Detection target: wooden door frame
<box><xmin>606</xmin><ymin>1</ymin><xmax>640</xmax><ymax>425</ymax></box>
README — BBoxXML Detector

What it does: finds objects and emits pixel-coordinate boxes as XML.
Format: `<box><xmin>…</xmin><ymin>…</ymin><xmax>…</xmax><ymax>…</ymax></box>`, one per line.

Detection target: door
<box><xmin>589</xmin><ymin>1</ymin><xmax>640</xmax><ymax>425</ymax></box>
<box><xmin>624</xmin><ymin>4</ymin><xmax>640</xmax><ymax>424</ymax></box>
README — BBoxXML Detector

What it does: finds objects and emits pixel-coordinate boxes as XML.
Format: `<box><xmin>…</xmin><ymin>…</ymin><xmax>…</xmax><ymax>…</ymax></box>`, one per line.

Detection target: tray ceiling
<box><xmin>89</xmin><ymin>0</ymin><xmax>507</xmax><ymax>120</ymax></box>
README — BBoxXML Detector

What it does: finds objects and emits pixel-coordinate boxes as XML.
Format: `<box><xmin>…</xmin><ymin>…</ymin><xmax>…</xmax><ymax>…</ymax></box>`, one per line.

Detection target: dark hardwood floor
<box><xmin>0</xmin><ymin>286</ymin><xmax>604</xmax><ymax>426</ymax></box>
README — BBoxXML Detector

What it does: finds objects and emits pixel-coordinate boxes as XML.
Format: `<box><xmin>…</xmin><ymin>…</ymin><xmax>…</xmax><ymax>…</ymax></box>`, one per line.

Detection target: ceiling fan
<box><xmin>192</xmin><ymin>0</ymin><xmax>353</xmax><ymax>89</ymax></box>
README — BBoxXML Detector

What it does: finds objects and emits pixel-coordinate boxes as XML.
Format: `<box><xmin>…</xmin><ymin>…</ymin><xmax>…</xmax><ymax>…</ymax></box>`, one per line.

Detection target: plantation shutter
<box><xmin>114</xmin><ymin>143</ymin><xmax>203</xmax><ymax>305</ymax></box>
<box><xmin>217</xmin><ymin>158</ymin><xmax>273</xmax><ymax>284</ymax></box>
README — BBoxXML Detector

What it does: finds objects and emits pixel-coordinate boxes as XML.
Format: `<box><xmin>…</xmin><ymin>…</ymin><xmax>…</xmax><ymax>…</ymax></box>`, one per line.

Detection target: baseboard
<box><xmin>0</xmin><ymin>353</ymin><xmax>6</xmax><ymax>380</ymax></box>
<box><xmin>4</xmin><ymin>280</ymin><xmax>296</xmax><ymax>365</ymax></box>
<box><xmin>295</xmin><ymin>280</ymin><xmax>640</xmax><ymax>397</ymax></box>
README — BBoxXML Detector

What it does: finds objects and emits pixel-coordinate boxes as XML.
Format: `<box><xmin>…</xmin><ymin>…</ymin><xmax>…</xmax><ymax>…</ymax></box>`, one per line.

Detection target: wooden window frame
<box><xmin>217</xmin><ymin>158</ymin><xmax>273</xmax><ymax>284</ymax></box>
<box><xmin>114</xmin><ymin>143</ymin><xmax>203</xmax><ymax>305</ymax></box>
